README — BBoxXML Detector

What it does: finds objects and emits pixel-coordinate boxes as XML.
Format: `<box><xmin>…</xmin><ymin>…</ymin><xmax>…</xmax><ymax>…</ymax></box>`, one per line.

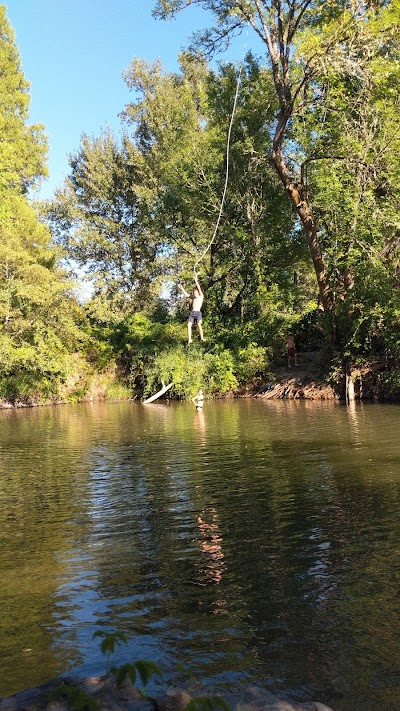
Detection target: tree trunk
<box><xmin>251</xmin><ymin>0</ymin><xmax>335</xmax><ymax>313</ymax></box>
<box><xmin>271</xmin><ymin>145</ymin><xmax>333</xmax><ymax>312</ymax></box>
<box><xmin>142</xmin><ymin>381</ymin><xmax>173</xmax><ymax>404</ymax></box>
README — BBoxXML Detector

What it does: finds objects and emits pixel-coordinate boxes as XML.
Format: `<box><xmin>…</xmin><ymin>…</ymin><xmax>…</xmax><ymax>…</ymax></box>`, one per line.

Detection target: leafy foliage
<box><xmin>93</xmin><ymin>629</ymin><xmax>128</xmax><ymax>655</ymax></box>
<box><xmin>93</xmin><ymin>629</ymin><xmax>162</xmax><ymax>689</ymax></box>
<box><xmin>46</xmin><ymin>130</ymin><xmax>160</xmax><ymax>316</ymax></box>
<box><xmin>0</xmin><ymin>7</ymin><xmax>86</xmax><ymax>401</ymax></box>
<box><xmin>186</xmin><ymin>696</ymin><xmax>231</xmax><ymax>711</ymax></box>
<box><xmin>0</xmin><ymin>6</ymin><xmax>47</xmax><ymax>203</ymax></box>
<box><xmin>111</xmin><ymin>660</ymin><xmax>163</xmax><ymax>688</ymax></box>
<box><xmin>48</xmin><ymin>685</ymin><xmax>99</xmax><ymax>711</ymax></box>
<box><xmin>93</xmin><ymin>630</ymin><xmax>128</xmax><ymax>673</ymax></box>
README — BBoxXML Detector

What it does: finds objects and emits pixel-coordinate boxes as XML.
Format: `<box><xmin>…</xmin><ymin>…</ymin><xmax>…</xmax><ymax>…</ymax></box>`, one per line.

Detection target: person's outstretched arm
<box><xmin>179</xmin><ymin>284</ymin><xmax>190</xmax><ymax>297</ymax></box>
<box><xmin>194</xmin><ymin>274</ymin><xmax>203</xmax><ymax>295</ymax></box>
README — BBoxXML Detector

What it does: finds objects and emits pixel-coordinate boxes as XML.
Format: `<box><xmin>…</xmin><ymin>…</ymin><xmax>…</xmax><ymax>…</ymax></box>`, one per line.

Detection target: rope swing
<box><xmin>193</xmin><ymin>25</ymin><xmax>249</xmax><ymax>276</ymax></box>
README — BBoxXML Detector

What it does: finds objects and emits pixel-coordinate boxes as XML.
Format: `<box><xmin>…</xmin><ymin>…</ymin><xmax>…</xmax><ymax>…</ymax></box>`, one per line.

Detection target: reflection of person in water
<box><xmin>197</xmin><ymin>508</ymin><xmax>224</xmax><ymax>585</ymax></box>
<box><xmin>193</xmin><ymin>402</ymin><xmax>206</xmax><ymax>449</ymax></box>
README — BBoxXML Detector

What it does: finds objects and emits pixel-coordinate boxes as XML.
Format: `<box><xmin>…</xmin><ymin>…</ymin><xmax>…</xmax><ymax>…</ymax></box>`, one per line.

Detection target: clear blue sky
<box><xmin>5</xmin><ymin>0</ymin><xmax>257</xmax><ymax>198</ymax></box>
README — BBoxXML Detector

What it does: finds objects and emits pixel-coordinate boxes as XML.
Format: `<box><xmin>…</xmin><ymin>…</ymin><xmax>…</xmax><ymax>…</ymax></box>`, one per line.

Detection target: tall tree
<box><xmin>290</xmin><ymin>0</ymin><xmax>400</xmax><ymax>348</ymax></box>
<box><xmin>121</xmin><ymin>53</ymin><xmax>211</xmax><ymax>275</ymax></box>
<box><xmin>204</xmin><ymin>57</ymin><xmax>303</xmax><ymax>321</ymax></box>
<box><xmin>0</xmin><ymin>5</ymin><xmax>47</xmax><ymax>207</ymax></box>
<box><xmin>47</xmin><ymin>130</ymin><xmax>159</xmax><ymax>317</ymax></box>
<box><xmin>0</xmin><ymin>6</ymin><xmax>82</xmax><ymax>396</ymax></box>
<box><xmin>48</xmin><ymin>55</ymin><xmax>215</xmax><ymax>318</ymax></box>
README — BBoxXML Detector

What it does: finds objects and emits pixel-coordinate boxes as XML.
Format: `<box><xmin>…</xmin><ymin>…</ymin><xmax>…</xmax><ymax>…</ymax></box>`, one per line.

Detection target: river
<box><xmin>1</xmin><ymin>399</ymin><xmax>400</xmax><ymax>710</ymax></box>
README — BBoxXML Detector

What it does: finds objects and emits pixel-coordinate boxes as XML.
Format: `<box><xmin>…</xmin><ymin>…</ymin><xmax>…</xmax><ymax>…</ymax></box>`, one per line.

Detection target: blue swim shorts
<box><xmin>188</xmin><ymin>310</ymin><xmax>202</xmax><ymax>324</ymax></box>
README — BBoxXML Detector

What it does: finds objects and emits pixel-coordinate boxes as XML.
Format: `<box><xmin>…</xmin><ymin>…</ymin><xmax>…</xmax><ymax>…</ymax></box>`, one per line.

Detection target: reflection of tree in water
<box><xmin>0</xmin><ymin>405</ymin><xmax>98</xmax><ymax>694</ymax></box>
<box><xmin>77</xmin><ymin>402</ymin><xmax>259</xmax><ymax>683</ymax></box>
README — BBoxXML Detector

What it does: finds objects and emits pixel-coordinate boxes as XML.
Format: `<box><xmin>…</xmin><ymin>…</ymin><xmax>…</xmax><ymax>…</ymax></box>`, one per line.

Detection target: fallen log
<box><xmin>142</xmin><ymin>381</ymin><xmax>173</xmax><ymax>404</ymax></box>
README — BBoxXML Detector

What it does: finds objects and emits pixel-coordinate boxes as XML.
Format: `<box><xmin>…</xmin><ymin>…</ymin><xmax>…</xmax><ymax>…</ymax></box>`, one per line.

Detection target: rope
<box><xmin>193</xmin><ymin>25</ymin><xmax>249</xmax><ymax>276</ymax></box>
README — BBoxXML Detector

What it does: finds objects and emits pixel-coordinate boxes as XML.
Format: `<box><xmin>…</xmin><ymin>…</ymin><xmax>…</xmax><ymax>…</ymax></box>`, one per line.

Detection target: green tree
<box><xmin>202</xmin><ymin>56</ymin><xmax>306</xmax><ymax>327</ymax></box>
<box><xmin>292</xmin><ymin>0</ymin><xmax>400</xmax><ymax>351</ymax></box>
<box><xmin>0</xmin><ymin>5</ymin><xmax>47</xmax><ymax>206</ymax></box>
<box><xmin>0</xmin><ymin>6</ymin><xmax>83</xmax><ymax>399</ymax></box>
<box><xmin>50</xmin><ymin>50</ymin><xmax>309</xmax><ymax>359</ymax></box>
<box><xmin>121</xmin><ymin>53</ymin><xmax>212</xmax><ymax>280</ymax></box>
<box><xmin>0</xmin><ymin>194</ymin><xmax>83</xmax><ymax>398</ymax></box>
<box><xmin>47</xmin><ymin>130</ymin><xmax>161</xmax><ymax>318</ymax></box>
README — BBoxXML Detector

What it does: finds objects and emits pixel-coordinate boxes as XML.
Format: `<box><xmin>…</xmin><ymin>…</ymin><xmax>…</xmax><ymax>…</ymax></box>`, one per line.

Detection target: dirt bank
<box><xmin>250</xmin><ymin>352</ymin><xmax>398</xmax><ymax>403</ymax></box>
<box><xmin>250</xmin><ymin>351</ymin><xmax>337</xmax><ymax>401</ymax></box>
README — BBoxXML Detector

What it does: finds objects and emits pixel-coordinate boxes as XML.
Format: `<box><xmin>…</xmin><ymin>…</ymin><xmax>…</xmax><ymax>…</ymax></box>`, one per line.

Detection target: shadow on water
<box><xmin>1</xmin><ymin>400</ymin><xmax>400</xmax><ymax>710</ymax></box>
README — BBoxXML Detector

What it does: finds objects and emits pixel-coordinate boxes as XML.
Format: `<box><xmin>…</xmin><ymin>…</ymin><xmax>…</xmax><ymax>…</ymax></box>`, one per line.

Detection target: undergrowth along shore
<box><xmin>1</xmin><ymin>353</ymin><xmax>400</xmax><ymax>408</ymax></box>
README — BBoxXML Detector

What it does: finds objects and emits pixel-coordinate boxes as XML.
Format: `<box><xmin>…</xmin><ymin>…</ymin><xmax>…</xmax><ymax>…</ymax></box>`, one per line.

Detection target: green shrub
<box><xmin>111</xmin><ymin>660</ymin><xmax>162</xmax><ymax>688</ymax></box>
<box><xmin>143</xmin><ymin>345</ymin><xmax>207</xmax><ymax>398</ymax></box>
<box><xmin>235</xmin><ymin>342</ymin><xmax>270</xmax><ymax>381</ymax></box>
<box><xmin>203</xmin><ymin>349</ymin><xmax>238</xmax><ymax>393</ymax></box>
<box><xmin>93</xmin><ymin>629</ymin><xmax>162</xmax><ymax>688</ymax></box>
<box><xmin>48</xmin><ymin>685</ymin><xmax>99</xmax><ymax>711</ymax></box>
<box><xmin>0</xmin><ymin>372</ymin><xmax>55</xmax><ymax>401</ymax></box>
<box><xmin>140</xmin><ymin>344</ymin><xmax>240</xmax><ymax>398</ymax></box>
<box><xmin>381</xmin><ymin>370</ymin><xmax>400</xmax><ymax>397</ymax></box>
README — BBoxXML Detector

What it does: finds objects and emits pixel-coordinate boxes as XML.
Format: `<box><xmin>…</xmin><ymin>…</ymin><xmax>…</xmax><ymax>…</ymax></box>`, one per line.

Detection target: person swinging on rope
<box><xmin>179</xmin><ymin>275</ymin><xmax>205</xmax><ymax>344</ymax></box>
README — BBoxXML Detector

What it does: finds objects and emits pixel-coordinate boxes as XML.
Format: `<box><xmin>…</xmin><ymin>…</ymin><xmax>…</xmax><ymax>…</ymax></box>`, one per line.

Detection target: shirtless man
<box><xmin>287</xmin><ymin>334</ymin><xmax>298</xmax><ymax>367</ymax></box>
<box><xmin>179</xmin><ymin>275</ymin><xmax>205</xmax><ymax>344</ymax></box>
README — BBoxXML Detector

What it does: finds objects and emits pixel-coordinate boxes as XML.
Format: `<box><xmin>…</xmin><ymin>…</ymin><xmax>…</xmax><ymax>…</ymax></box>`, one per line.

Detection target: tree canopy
<box><xmin>154</xmin><ymin>0</ymin><xmax>400</xmax><ymax>316</ymax></box>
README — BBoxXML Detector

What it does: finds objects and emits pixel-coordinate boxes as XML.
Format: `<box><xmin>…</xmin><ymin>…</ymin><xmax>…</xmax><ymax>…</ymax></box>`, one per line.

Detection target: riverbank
<box><xmin>0</xmin><ymin>674</ymin><xmax>335</xmax><ymax>711</ymax></box>
<box><xmin>0</xmin><ymin>351</ymin><xmax>397</xmax><ymax>408</ymax></box>
<box><xmin>248</xmin><ymin>351</ymin><xmax>396</xmax><ymax>403</ymax></box>
<box><xmin>252</xmin><ymin>351</ymin><xmax>337</xmax><ymax>401</ymax></box>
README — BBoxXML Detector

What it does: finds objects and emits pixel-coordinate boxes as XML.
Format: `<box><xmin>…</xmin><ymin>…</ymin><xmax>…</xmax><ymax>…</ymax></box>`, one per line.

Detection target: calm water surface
<box><xmin>1</xmin><ymin>400</ymin><xmax>400</xmax><ymax>710</ymax></box>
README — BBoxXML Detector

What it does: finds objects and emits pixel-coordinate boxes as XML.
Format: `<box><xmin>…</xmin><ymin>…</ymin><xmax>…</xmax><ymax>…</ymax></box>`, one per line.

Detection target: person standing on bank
<box><xmin>286</xmin><ymin>333</ymin><xmax>298</xmax><ymax>367</ymax></box>
<box><xmin>179</xmin><ymin>275</ymin><xmax>205</xmax><ymax>344</ymax></box>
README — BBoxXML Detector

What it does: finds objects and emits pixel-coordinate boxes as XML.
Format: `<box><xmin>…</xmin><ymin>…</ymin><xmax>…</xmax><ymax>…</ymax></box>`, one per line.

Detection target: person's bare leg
<box><xmin>188</xmin><ymin>322</ymin><xmax>193</xmax><ymax>343</ymax></box>
<box><xmin>197</xmin><ymin>322</ymin><xmax>205</xmax><ymax>341</ymax></box>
